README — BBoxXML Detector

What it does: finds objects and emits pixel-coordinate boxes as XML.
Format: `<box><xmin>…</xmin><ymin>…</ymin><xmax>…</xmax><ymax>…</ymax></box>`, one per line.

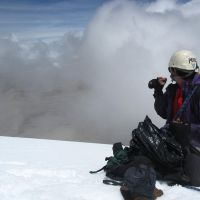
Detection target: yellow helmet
<box><xmin>169</xmin><ymin>50</ymin><xmax>198</xmax><ymax>71</ymax></box>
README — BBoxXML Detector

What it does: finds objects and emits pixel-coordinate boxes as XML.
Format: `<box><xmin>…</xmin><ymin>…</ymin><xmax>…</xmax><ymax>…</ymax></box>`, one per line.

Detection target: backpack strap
<box><xmin>103</xmin><ymin>179</ymin><xmax>123</xmax><ymax>186</ymax></box>
<box><xmin>89</xmin><ymin>166</ymin><xmax>105</xmax><ymax>174</ymax></box>
<box><xmin>183</xmin><ymin>185</ymin><xmax>200</xmax><ymax>192</ymax></box>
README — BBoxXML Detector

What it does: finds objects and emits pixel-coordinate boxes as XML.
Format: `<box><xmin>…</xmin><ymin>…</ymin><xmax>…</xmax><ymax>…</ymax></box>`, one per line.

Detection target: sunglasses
<box><xmin>168</xmin><ymin>67</ymin><xmax>174</xmax><ymax>73</ymax></box>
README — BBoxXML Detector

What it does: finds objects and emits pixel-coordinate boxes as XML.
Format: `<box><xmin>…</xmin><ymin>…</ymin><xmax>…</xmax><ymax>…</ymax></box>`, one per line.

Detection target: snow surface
<box><xmin>0</xmin><ymin>136</ymin><xmax>199</xmax><ymax>200</ymax></box>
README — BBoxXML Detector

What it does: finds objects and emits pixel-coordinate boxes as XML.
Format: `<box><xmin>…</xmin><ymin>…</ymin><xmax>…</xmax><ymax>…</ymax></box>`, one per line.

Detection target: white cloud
<box><xmin>146</xmin><ymin>0</ymin><xmax>178</xmax><ymax>13</ymax></box>
<box><xmin>180</xmin><ymin>0</ymin><xmax>200</xmax><ymax>16</ymax></box>
<box><xmin>0</xmin><ymin>0</ymin><xmax>199</xmax><ymax>144</ymax></box>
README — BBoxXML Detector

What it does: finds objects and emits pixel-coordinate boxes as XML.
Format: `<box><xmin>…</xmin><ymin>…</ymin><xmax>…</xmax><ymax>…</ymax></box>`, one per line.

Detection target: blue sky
<box><xmin>0</xmin><ymin>0</ymin><xmax>107</xmax><ymax>33</ymax></box>
<box><xmin>0</xmin><ymin>0</ymin><xmax>191</xmax><ymax>40</ymax></box>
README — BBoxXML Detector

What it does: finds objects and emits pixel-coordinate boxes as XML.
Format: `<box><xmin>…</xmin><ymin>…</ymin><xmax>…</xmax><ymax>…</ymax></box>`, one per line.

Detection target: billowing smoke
<box><xmin>0</xmin><ymin>0</ymin><xmax>199</xmax><ymax>144</ymax></box>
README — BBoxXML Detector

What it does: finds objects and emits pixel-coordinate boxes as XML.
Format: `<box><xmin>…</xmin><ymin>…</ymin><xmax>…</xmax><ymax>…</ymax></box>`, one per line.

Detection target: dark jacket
<box><xmin>154</xmin><ymin>73</ymin><xmax>200</xmax><ymax>148</ymax></box>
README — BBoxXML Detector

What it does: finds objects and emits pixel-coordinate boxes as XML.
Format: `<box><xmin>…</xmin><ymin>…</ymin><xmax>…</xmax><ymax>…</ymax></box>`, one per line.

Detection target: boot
<box><xmin>120</xmin><ymin>186</ymin><xmax>163</xmax><ymax>200</ymax></box>
<box><xmin>152</xmin><ymin>187</ymin><xmax>163</xmax><ymax>200</ymax></box>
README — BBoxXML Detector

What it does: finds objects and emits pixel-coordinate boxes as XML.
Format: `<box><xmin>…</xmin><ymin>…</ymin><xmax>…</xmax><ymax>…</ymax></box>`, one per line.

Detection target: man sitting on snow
<box><xmin>149</xmin><ymin>49</ymin><xmax>200</xmax><ymax>186</ymax></box>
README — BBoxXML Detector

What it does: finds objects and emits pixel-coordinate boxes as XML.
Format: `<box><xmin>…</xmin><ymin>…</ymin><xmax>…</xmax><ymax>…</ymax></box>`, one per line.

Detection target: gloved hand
<box><xmin>169</xmin><ymin>121</ymin><xmax>191</xmax><ymax>147</ymax></box>
<box><xmin>148</xmin><ymin>77</ymin><xmax>167</xmax><ymax>91</ymax></box>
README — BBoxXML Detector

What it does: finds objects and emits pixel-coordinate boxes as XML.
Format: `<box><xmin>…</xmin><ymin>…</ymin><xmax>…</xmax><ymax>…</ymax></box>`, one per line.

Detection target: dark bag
<box><xmin>123</xmin><ymin>165</ymin><xmax>156</xmax><ymax>199</ymax></box>
<box><xmin>104</xmin><ymin>142</ymin><xmax>130</xmax><ymax>180</ymax></box>
<box><xmin>102</xmin><ymin>163</ymin><xmax>157</xmax><ymax>200</ymax></box>
<box><xmin>90</xmin><ymin>142</ymin><xmax>153</xmax><ymax>181</ymax></box>
<box><xmin>130</xmin><ymin>116</ymin><xmax>184</xmax><ymax>170</ymax></box>
<box><xmin>89</xmin><ymin>142</ymin><xmax>131</xmax><ymax>180</ymax></box>
<box><xmin>104</xmin><ymin>143</ymin><xmax>153</xmax><ymax>180</ymax></box>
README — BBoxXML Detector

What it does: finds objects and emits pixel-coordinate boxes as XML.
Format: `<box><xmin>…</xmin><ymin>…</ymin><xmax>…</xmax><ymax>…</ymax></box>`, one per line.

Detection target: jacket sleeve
<box><xmin>153</xmin><ymin>87</ymin><xmax>168</xmax><ymax>119</ymax></box>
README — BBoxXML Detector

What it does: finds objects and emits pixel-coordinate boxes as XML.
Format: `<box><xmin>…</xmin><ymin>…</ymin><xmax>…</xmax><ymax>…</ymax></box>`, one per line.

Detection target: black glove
<box><xmin>148</xmin><ymin>78</ymin><xmax>164</xmax><ymax>91</ymax></box>
<box><xmin>169</xmin><ymin>122</ymin><xmax>191</xmax><ymax>148</ymax></box>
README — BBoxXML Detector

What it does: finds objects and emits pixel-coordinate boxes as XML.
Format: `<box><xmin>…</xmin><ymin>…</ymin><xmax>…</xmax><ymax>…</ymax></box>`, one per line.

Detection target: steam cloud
<box><xmin>0</xmin><ymin>0</ymin><xmax>200</xmax><ymax>144</ymax></box>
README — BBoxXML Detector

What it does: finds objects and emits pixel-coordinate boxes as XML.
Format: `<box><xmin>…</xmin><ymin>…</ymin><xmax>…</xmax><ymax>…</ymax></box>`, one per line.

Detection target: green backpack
<box><xmin>90</xmin><ymin>142</ymin><xmax>152</xmax><ymax>181</ymax></box>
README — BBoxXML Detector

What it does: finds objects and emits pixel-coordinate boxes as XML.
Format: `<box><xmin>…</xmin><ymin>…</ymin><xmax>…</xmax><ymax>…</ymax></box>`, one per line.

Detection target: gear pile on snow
<box><xmin>90</xmin><ymin>115</ymin><xmax>200</xmax><ymax>199</ymax></box>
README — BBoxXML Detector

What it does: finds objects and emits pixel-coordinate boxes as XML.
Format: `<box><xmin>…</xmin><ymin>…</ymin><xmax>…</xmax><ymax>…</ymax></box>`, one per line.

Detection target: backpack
<box><xmin>103</xmin><ymin>162</ymin><xmax>158</xmax><ymax>200</ymax></box>
<box><xmin>122</xmin><ymin>164</ymin><xmax>157</xmax><ymax>199</ymax></box>
<box><xmin>90</xmin><ymin>142</ymin><xmax>153</xmax><ymax>181</ymax></box>
<box><xmin>130</xmin><ymin>116</ymin><xmax>184</xmax><ymax>170</ymax></box>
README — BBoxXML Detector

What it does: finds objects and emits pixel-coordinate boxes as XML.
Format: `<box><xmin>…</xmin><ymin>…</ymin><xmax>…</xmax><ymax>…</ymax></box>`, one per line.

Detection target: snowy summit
<box><xmin>0</xmin><ymin>136</ymin><xmax>199</xmax><ymax>199</ymax></box>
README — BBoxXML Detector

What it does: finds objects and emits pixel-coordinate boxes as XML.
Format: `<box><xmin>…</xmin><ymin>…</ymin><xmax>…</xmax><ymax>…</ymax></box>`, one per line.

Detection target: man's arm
<box><xmin>149</xmin><ymin>77</ymin><xmax>168</xmax><ymax>119</ymax></box>
<box><xmin>154</xmin><ymin>90</ymin><xmax>168</xmax><ymax>119</ymax></box>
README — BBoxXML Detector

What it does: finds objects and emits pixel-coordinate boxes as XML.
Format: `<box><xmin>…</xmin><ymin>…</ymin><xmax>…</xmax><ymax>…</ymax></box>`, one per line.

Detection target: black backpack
<box><xmin>122</xmin><ymin>164</ymin><xmax>156</xmax><ymax>199</ymax></box>
<box><xmin>90</xmin><ymin>142</ymin><xmax>153</xmax><ymax>181</ymax></box>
